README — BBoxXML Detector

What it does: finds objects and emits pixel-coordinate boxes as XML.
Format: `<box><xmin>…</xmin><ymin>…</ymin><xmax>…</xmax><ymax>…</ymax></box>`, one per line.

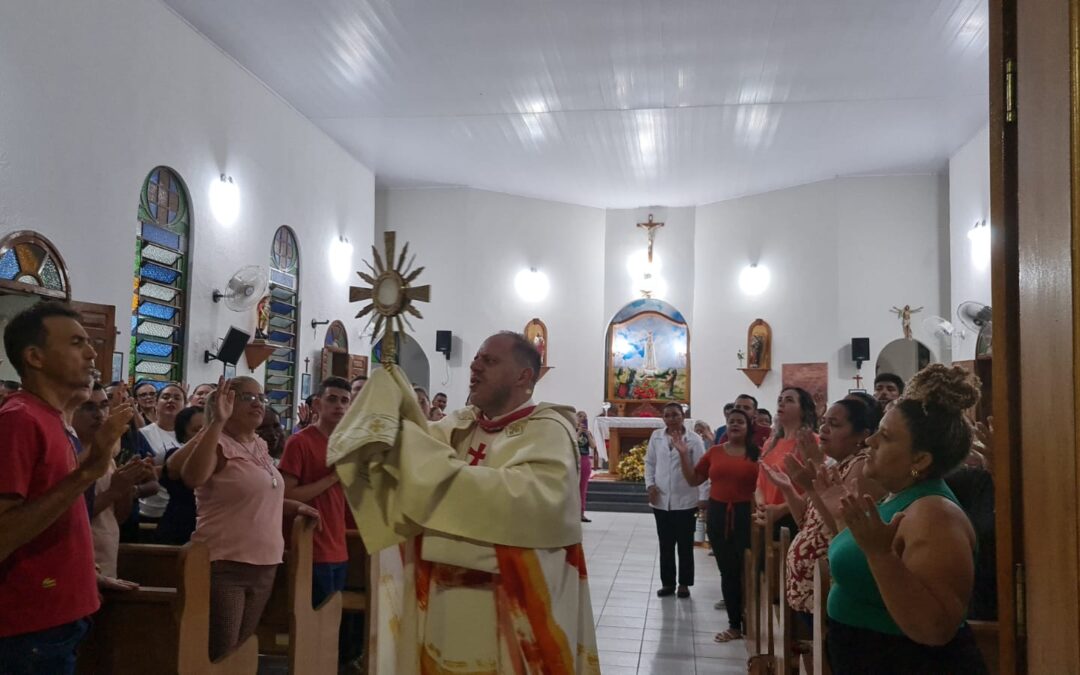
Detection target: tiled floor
<box><xmin>583</xmin><ymin>511</ymin><xmax>747</xmax><ymax>675</ymax></box>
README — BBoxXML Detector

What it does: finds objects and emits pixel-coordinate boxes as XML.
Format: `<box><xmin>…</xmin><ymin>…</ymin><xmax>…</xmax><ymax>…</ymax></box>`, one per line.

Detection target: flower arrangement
<box><xmin>618</xmin><ymin>442</ymin><xmax>649</xmax><ymax>482</ymax></box>
<box><xmin>631</xmin><ymin>384</ymin><xmax>658</xmax><ymax>400</ymax></box>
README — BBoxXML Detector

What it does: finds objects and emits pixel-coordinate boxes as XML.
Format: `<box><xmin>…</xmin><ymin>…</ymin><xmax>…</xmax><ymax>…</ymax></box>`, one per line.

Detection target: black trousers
<box><xmin>706</xmin><ymin>500</ymin><xmax>752</xmax><ymax>631</ymax></box>
<box><xmin>652</xmin><ymin>507</ymin><xmax>697</xmax><ymax>588</ymax></box>
<box><xmin>826</xmin><ymin>619</ymin><xmax>989</xmax><ymax>675</ymax></box>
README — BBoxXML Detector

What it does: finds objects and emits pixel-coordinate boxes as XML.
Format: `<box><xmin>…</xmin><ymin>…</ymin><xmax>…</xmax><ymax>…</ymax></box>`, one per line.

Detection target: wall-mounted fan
<box><xmin>957</xmin><ymin>301</ymin><xmax>993</xmax><ymax>357</ymax></box>
<box><xmin>212</xmin><ymin>265</ymin><xmax>268</xmax><ymax>312</ymax></box>
<box><xmin>922</xmin><ymin>314</ymin><xmax>966</xmax><ymax>351</ymax></box>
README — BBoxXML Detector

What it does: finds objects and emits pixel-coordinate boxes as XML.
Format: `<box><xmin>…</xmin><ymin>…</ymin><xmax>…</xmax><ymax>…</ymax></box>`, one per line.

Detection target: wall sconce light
<box><xmin>329</xmin><ymin>236</ymin><xmax>353</xmax><ymax>282</ymax></box>
<box><xmin>209</xmin><ymin>174</ymin><xmax>240</xmax><ymax>226</ymax></box>
<box><xmin>968</xmin><ymin>219</ymin><xmax>991</xmax><ymax>271</ymax></box>
<box><xmin>515</xmin><ymin>267</ymin><xmax>550</xmax><ymax>302</ymax></box>
<box><xmin>739</xmin><ymin>264</ymin><xmax>770</xmax><ymax>296</ymax></box>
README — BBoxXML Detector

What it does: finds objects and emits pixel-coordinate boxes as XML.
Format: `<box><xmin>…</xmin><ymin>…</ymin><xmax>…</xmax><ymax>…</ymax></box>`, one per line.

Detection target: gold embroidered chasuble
<box><xmin>327</xmin><ymin>365</ymin><xmax>600</xmax><ymax>674</ymax></box>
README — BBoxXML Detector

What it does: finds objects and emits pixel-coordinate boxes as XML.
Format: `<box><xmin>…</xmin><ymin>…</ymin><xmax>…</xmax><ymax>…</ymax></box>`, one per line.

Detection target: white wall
<box><xmin>691</xmin><ymin>176</ymin><xmax>946</xmax><ymax>425</ymax></box>
<box><xmin>603</xmin><ymin>207</ymin><xmax>697</xmax><ymax>324</ymax></box>
<box><xmin>378</xmin><ymin>176</ymin><xmax>946</xmax><ymax>426</ymax></box>
<box><xmin>374</xmin><ymin>188</ymin><xmax>606</xmax><ymax>412</ymax></box>
<box><xmin>0</xmin><ymin>0</ymin><xmax>375</xmax><ymax>387</ymax></box>
<box><xmin>948</xmin><ymin>124</ymin><xmax>992</xmax><ymax>361</ymax></box>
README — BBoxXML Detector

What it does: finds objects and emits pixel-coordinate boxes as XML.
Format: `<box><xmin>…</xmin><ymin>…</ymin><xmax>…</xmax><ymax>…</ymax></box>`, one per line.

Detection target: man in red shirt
<box><xmin>717</xmin><ymin>394</ymin><xmax>772</xmax><ymax>448</ymax></box>
<box><xmin>280</xmin><ymin>376</ymin><xmax>352</xmax><ymax>607</ymax></box>
<box><xmin>0</xmin><ymin>302</ymin><xmax>133</xmax><ymax>674</ymax></box>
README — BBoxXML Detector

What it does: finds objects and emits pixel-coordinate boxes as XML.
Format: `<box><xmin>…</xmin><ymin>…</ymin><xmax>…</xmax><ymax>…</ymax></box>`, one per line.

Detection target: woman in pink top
<box><xmin>755</xmin><ymin>387</ymin><xmax>818</xmax><ymax>538</ymax></box>
<box><xmin>182</xmin><ymin>376</ymin><xmax>319</xmax><ymax>660</ymax></box>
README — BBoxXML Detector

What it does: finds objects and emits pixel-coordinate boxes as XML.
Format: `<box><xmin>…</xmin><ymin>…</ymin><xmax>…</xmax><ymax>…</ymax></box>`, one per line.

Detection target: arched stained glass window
<box><xmin>130</xmin><ymin>167</ymin><xmax>190</xmax><ymax>389</ymax></box>
<box><xmin>0</xmin><ymin>231</ymin><xmax>71</xmax><ymax>300</ymax></box>
<box><xmin>326</xmin><ymin>320</ymin><xmax>348</xmax><ymax>351</ymax></box>
<box><xmin>265</xmin><ymin>226</ymin><xmax>300</xmax><ymax>430</ymax></box>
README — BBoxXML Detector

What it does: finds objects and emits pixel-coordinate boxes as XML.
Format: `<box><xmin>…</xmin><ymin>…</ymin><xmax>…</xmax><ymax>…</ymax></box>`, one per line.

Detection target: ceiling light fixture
<box><xmin>329</xmin><ymin>235</ymin><xmax>353</xmax><ymax>282</ymax></box>
<box><xmin>968</xmin><ymin>220</ymin><xmax>991</xmax><ymax>271</ymax></box>
<box><xmin>739</xmin><ymin>264</ymin><xmax>771</xmax><ymax>296</ymax></box>
<box><xmin>209</xmin><ymin>174</ymin><xmax>240</xmax><ymax>226</ymax></box>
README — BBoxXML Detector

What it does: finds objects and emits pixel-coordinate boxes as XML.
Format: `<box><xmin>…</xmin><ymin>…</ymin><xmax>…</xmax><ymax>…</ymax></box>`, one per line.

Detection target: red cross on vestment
<box><xmin>467</xmin><ymin>444</ymin><xmax>487</xmax><ymax>466</ymax></box>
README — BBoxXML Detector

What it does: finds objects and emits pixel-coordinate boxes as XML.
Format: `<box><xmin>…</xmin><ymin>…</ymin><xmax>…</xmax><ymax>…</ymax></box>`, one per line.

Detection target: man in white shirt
<box><xmin>645</xmin><ymin>402</ymin><xmax>708</xmax><ymax>598</ymax></box>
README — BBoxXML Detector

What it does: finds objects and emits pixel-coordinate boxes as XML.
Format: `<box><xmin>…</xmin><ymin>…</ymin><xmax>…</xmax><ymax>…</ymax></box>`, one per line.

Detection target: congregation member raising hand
<box><xmin>827</xmin><ymin>364</ymin><xmax>987</xmax><ymax>674</ymax></box>
<box><xmin>755</xmin><ymin>387</ymin><xmax>818</xmax><ymax>535</ymax></box>
<box><xmin>182</xmin><ymin>376</ymin><xmax>319</xmax><ymax>660</ymax></box>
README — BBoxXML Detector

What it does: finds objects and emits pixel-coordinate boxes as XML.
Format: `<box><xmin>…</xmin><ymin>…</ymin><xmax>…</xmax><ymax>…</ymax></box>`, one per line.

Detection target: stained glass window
<box><xmin>265</xmin><ymin>226</ymin><xmax>300</xmax><ymax>429</ymax></box>
<box><xmin>130</xmin><ymin>167</ymin><xmax>189</xmax><ymax>388</ymax></box>
<box><xmin>326</xmin><ymin>320</ymin><xmax>348</xmax><ymax>351</ymax></box>
<box><xmin>0</xmin><ymin>235</ymin><xmax>70</xmax><ymax>298</ymax></box>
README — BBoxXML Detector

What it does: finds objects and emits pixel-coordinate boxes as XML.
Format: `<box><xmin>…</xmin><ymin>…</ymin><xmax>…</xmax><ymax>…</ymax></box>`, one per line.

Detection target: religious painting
<box><xmin>524</xmin><ymin>318</ymin><xmax>548</xmax><ymax>366</ymax></box>
<box><xmin>782</xmin><ymin>362</ymin><xmax>829</xmax><ymax>417</ymax></box>
<box><xmin>605</xmin><ymin>299</ymin><xmax>690</xmax><ymax>412</ymax></box>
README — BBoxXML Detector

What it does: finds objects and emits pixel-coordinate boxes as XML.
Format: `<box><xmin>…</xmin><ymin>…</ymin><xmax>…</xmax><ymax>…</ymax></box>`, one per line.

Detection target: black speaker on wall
<box><xmin>851</xmin><ymin>337</ymin><xmax>870</xmax><ymax>364</ymax></box>
<box><xmin>204</xmin><ymin>327</ymin><xmax>251</xmax><ymax>365</ymax></box>
<box><xmin>435</xmin><ymin>330</ymin><xmax>452</xmax><ymax>359</ymax></box>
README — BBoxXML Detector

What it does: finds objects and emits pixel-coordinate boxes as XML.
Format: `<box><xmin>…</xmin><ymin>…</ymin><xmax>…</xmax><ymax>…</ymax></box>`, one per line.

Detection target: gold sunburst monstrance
<box><xmin>349</xmin><ymin>231</ymin><xmax>430</xmax><ymax>365</ymax></box>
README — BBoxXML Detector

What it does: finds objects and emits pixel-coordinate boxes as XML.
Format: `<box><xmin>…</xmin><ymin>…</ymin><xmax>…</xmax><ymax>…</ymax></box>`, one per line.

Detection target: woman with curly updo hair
<box><xmin>826</xmin><ymin>364</ymin><xmax>988</xmax><ymax>674</ymax></box>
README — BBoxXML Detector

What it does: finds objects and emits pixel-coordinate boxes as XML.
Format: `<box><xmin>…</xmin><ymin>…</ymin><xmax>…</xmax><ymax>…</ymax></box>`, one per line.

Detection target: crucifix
<box><xmin>852</xmin><ymin>372</ymin><xmax>864</xmax><ymax>390</ymax></box>
<box><xmin>636</xmin><ymin>214</ymin><xmax>665</xmax><ymax>298</ymax></box>
<box><xmin>637</xmin><ymin>214</ymin><xmax>664</xmax><ymax>265</ymax></box>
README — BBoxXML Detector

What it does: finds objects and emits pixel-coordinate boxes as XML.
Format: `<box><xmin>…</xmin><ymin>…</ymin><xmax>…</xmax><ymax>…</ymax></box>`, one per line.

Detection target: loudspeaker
<box><xmin>435</xmin><ymin>330</ymin><xmax>452</xmax><ymax>359</ymax></box>
<box><xmin>216</xmin><ymin>327</ymin><xmax>251</xmax><ymax>365</ymax></box>
<box><xmin>851</xmin><ymin>337</ymin><xmax>870</xmax><ymax>363</ymax></box>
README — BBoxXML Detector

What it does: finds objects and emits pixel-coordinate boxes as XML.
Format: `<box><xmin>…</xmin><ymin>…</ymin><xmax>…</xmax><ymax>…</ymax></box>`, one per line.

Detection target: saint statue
<box><xmin>643</xmin><ymin>331</ymin><xmax>659</xmax><ymax>374</ymax></box>
<box><xmin>255</xmin><ymin>295</ymin><xmax>271</xmax><ymax>340</ymax></box>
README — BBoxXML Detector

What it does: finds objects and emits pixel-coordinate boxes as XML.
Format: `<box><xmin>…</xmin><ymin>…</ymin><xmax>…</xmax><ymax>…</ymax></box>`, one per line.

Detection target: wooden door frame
<box><xmin>989</xmin><ymin>0</ymin><xmax>1023</xmax><ymax>671</ymax></box>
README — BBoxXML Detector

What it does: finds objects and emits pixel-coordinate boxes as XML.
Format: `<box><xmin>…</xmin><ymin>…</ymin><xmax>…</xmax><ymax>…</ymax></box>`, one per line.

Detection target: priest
<box><xmin>328</xmin><ymin>331</ymin><xmax>599</xmax><ymax>674</ymax></box>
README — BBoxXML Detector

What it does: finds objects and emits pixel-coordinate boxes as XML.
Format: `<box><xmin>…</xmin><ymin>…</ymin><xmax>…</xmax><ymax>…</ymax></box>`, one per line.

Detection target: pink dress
<box><xmin>192</xmin><ymin>433</ymin><xmax>284</xmax><ymax>565</ymax></box>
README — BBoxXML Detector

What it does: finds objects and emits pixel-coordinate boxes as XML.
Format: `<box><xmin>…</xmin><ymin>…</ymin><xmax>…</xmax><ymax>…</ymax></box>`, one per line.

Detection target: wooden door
<box><xmin>71</xmin><ymin>300</ymin><xmax>116</xmax><ymax>384</ymax></box>
<box><xmin>1001</xmin><ymin>0</ymin><xmax>1080</xmax><ymax>670</ymax></box>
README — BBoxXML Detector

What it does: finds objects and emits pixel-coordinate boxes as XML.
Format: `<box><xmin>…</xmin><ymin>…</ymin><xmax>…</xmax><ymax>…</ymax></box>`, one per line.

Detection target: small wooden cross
<box><xmin>467</xmin><ymin>443</ymin><xmax>487</xmax><ymax>466</ymax></box>
<box><xmin>853</xmin><ymin>373</ymin><xmax>864</xmax><ymax>389</ymax></box>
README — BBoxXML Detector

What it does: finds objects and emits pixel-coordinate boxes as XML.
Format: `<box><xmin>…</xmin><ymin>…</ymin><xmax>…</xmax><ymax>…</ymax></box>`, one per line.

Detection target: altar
<box><xmin>594</xmin><ymin>416</ymin><xmax>699</xmax><ymax>479</ymax></box>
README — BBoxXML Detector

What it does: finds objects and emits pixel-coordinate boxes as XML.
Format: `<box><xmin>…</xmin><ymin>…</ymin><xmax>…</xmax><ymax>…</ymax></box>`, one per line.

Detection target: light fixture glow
<box><xmin>208</xmin><ymin>174</ymin><xmax>240</xmax><ymax>226</ymax></box>
<box><xmin>329</xmin><ymin>236</ymin><xmax>353</xmax><ymax>283</ymax></box>
<box><xmin>739</xmin><ymin>264</ymin><xmax>771</xmax><ymax>296</ymax></box>
<box><xmin>968</xmin><ymin>220</ymin><xmax>991</xmax><ymax>271</ymax></box>
<box><xmin>515</xmin><ymin>267</ymin><xmax>549</xmax><ymax>302</ymax></box>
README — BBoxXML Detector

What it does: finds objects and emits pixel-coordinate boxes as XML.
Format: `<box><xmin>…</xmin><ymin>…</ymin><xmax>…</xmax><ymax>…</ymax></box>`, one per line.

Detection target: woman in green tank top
<box><xmin>825</xmin><ymin>364</ymin><xmax>988</xmax><ymax>674</ymax></box>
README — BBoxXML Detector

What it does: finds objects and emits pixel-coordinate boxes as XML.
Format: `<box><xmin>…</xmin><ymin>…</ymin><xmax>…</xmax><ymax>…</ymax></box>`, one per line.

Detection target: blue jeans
<box><xmin>0</xmin><ymin>618</ymin><xmax>89</xmax><ymax>675</ymax></box>
<box><xmin>312</xmin><ymin>562</ymin><xmax>348</xmax><ymax>608</ymax></box>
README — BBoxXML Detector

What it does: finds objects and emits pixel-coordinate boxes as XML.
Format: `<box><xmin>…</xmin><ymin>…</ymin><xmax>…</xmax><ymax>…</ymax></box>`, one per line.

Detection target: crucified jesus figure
<box><xmin>891</xmin><ymin>304</ymin><xmax>923</xmax><ymax>340</ymax></box>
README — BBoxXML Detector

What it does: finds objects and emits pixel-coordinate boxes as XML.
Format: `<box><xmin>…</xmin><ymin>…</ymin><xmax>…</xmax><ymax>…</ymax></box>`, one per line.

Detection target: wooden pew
<box><xmin>338</xmin><ymin>530</ymin><xmax>370</xmax><ymax>668</ymax></box>
<box><xmin>812</xmin><ymin>558</ymin><xmax>831</xmax><ymax>675</ymax></box>
<box><xmin>256</xmin><ymin>516</ymin><xmax>343</xmax><ymax>674</ymax></box>
<box><xmin>968</xmin><ymin>620</ymin><xmax>999</xmax><ymax>675</ymax></box>
<box><xmin>773</xmin><ymin>526</ymin><xmax>796</xmax><ymax>674</ymax></box>
<box><xmin>744</xmin><ymin>520</ymin><xmax>764</xmax><ymax>658</ymax></box>
<box><xmin>78</xmin><ymin>541</ymin><xmax>258</xmax><ymax>674</ymax></box>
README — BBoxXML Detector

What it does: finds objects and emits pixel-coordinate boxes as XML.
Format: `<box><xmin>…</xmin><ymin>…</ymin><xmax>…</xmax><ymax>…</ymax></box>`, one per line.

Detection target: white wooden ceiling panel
<box><xmin>162</xmin><ymin>0</ymin><xmax>988</xmax><ymax>207</ymax></box>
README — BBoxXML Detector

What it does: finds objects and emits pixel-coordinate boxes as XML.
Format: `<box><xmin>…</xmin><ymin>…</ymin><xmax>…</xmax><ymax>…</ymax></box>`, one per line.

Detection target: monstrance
<box><xmin>349</xmin><ymin>231</ymin><xmax>430</xmax><ymax>365</ymax></box>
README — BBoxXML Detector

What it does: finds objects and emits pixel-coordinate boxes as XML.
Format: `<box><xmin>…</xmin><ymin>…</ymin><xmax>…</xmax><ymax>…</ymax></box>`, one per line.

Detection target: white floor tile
<box><xmin>582</xmin><ymin>510</ymin><xmax>737</xmax><ymax>675</ymax></box>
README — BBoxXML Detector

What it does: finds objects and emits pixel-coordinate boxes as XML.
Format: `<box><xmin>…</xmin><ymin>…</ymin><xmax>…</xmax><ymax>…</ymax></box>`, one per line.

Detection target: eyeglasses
<box><xmin>159</xmin><ymin>393</ymin><xmax>184</xmax><ymax>402</ymax></box>
<box><xmin>237</xmin><ymin>393</ymin><xmax>270</xmax><ymax>405</ymax></box>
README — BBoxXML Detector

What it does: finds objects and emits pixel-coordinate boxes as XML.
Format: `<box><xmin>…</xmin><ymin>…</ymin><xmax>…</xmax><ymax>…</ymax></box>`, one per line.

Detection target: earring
<box><xmin>910</xmin><ymin>468</ymin><xmax>919</xmax><ymax>479</ymax></box>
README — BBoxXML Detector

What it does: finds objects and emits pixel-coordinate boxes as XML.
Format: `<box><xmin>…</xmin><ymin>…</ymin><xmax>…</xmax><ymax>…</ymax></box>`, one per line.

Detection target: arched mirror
<box><xmin>875</xmin><ymin>338</ymin><xmax>933</xmax><ymax>383</ymax></box>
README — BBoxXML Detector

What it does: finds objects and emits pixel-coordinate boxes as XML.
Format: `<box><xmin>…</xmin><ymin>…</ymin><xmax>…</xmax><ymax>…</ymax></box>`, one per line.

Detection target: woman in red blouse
<box><xmin>675</xmin><ymin>409</ymin><xmax>760</xmax><ymax>642</ymax></box>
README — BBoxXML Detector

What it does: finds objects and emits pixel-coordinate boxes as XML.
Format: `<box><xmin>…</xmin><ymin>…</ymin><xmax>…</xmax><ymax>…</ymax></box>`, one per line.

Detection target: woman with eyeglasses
<box><xmin>181</xmin><ymin>376</ymin><xmax>320</xmax><ymax>660</ymax></box>
<box><xmin>137</xmin><ymin>383</ymin><xmax>187</xmax><ymax>523</ymax></box>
